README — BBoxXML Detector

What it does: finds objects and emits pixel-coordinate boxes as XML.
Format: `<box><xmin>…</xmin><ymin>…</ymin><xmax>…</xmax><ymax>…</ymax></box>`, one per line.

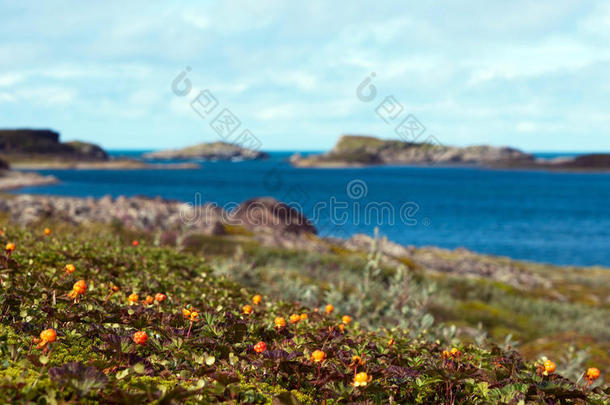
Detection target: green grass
<box><xmin>0</xmin><ymin>219</ymin><xmax>608</xmax><ymax>403</ymax></box>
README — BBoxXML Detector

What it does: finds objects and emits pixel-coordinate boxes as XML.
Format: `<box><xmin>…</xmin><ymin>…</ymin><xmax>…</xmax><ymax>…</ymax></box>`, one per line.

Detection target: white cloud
<box><xmin>14</xmin><ymin>86</ymin><xmax>76</xmax><ymax>105</ymax></box>
<box><xmin>516</xmin><ymin>122</ymin><xmax>537</xmax><ymax>133</ymax></box>
<box><xmin>0</xmin><ymin>92</ymin><xmax>16</xmax><ymax>103</ymax></box>
<box><xmin>0</xmin><ymin>73</ymin><xmax>25</xmax><ymax>87</ymax></box>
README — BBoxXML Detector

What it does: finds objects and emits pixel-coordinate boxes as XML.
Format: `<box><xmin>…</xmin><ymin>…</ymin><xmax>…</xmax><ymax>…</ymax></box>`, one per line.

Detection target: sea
<box><xmin>10</xmin><ymin>151</ymin><xmax>610</xmax><ymax>267</ymax></box>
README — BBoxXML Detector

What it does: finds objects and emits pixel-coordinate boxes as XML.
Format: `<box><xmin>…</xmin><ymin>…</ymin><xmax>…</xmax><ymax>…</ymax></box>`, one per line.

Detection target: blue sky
<box><xmin>1</xmin><ymin>0</ymin><xmax>609</xmax><ymax>152</ymax></box>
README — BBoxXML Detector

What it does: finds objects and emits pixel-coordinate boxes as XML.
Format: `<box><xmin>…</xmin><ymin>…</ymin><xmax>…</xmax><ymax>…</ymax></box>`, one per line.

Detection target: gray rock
<box><xmin>228</xmin><ymin>197</ymin><xmax>317</xmax><ymax>235</ymax></box>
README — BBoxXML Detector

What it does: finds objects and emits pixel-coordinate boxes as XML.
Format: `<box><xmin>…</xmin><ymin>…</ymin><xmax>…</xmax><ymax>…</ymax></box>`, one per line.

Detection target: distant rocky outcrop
<box><xmin>291</xmin><ymin>135</ymin><xmax>535</xmax><ymax>167</ymax></box>
<box><xmin>0</xmin><ymin>129</ymin><xmax>108</xmax><ymax>162</ymax></box>
<box><xmin>144</xmin><ymin>142</ymin><xmax>268</xmax><ymax>161</ymax></box>
<box><xmin>0</xmin><ymin>158</ymin><xmax>9</xmax><ymax>171</ymax></box>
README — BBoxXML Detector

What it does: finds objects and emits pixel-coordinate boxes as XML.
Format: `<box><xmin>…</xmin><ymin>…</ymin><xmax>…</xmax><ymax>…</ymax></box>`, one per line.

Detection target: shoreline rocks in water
<box><xmin>144</xmin><ymin>141</ymin><xmax>269</xmax><ymax>161</ymax></box>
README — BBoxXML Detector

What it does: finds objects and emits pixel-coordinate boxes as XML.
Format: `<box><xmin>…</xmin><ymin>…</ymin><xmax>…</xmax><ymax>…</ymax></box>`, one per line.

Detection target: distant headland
<box><xmin>290</xmin><ymin>135</ymin><xmax>610</xmax><ymax>171</ymax></box>
<box><xmin>0</xmin><ymin>129</ymin><xmax>108</xmax><ymax>162</ymax></box>
<box><xmin>0</xmin><ymin>129</ymin><xmax>199</xmax><ymax>170</ymax></box>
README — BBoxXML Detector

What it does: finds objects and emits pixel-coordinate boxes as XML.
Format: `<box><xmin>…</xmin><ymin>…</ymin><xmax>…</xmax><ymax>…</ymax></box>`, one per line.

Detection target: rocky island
<box><xmin>290</xmin><ymin>135</ymin><xmax>535</xmax><ymax>167</ymax></box>
<box><xmin>144</xmin><ymin>141</ymin><xmax>268</xmax><ymax>161</ymax></box>
<box><xmin>0</xmin><ymin>129</ymin><xmax>200</xmax><ymax>170</ymax></box>
<box><xmin>291</xmin><ymin>135</ymin><xmax>610</xmax><ymax>170</ymax></box>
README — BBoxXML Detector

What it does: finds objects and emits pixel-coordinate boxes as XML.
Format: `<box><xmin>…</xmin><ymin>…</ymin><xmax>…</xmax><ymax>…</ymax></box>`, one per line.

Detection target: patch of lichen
<box><xmin>222</xmin><ymin>224</ymin><xmax>254</xmax><ymax>237</ymax></box>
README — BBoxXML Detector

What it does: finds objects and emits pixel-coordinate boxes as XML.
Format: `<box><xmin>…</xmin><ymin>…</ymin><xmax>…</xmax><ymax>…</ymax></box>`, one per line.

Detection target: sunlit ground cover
<box><xmin>0</xmin><ymin>219</ymin><xmax>608</xmax><ymax>404</ymax></box>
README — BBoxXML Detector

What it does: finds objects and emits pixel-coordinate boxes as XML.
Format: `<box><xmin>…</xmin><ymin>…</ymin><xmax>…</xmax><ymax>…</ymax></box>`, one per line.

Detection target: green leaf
<box><xmin>205</xmin><ymin>355</ymin><xmax>216</xmax><ymax>366</ymax></box>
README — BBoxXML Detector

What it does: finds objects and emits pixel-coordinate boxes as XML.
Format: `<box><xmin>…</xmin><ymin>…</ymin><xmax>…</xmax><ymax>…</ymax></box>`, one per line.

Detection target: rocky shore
<box><xmin>0</xmin><ymin>192</ymin><xmax>568</xmax><ymax>290</ymax></box>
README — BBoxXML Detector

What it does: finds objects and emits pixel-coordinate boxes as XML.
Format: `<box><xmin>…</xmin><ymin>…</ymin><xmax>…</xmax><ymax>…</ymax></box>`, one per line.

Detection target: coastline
<box><xmin>1</xmin><ymin>192</ymin><xmax>608</xmax><ymax>283</ymax></box>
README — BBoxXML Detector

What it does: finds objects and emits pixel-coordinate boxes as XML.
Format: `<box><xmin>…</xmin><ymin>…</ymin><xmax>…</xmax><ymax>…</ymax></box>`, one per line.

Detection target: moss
<box><xmin>0</xmin><ymin>324</ymin><xmax>26</xmax><ymax>345</ymax></box>
<box><xmin>222</xmin><ymin>224</ymin><xmax>254</xmax><ymax>237</ymax></box>
<box><xmin>237</xmin><ymin>381</ymin><xmax>315</xmax><ymax>405</ymax></box>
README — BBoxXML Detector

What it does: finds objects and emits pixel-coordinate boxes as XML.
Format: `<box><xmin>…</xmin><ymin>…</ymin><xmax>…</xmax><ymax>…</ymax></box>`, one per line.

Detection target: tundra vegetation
<box><xmin>0</xmin><ymin>216</ymin><xmax>608</xmax><ymax>404</ymax></box>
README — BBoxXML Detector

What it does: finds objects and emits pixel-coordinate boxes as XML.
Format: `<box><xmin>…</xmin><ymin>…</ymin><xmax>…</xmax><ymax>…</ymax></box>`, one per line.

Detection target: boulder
<box><xmin>229</xmin><ymin>197</ymin><xmax>317</xmax><ymax>235</ymax></box>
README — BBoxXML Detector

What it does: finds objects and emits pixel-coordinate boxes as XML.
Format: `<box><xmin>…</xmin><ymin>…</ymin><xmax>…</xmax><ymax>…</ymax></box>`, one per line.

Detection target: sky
<box><xmin>0</xmin><ymin>1</ymin><xmax>609</xmax><ymax>152</ymax></box>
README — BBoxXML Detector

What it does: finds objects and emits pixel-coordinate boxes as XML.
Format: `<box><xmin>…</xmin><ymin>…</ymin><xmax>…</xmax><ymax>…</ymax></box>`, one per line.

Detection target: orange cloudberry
<box><xmin>289</xmin><ymin>314</ymin><xmax>301</xmax><ymax>324</ymax></box>
<box><xmin>243</xmin><ymin>305</ymin><xmax>253</xmax><ymax>315</ymax></box>
<box><xmin>311</xmin><ymin>350</ymin><xmax>326</xmax><ymax>363</ymax></box>
<box><xmin>325</xmin><ymin>304</ymin><xmax>334</xmax><ymax>314</ymax></box>
<box><xmin>128</xmin><ymin>293</ymin><xmax>139</xmax><ymax>305</ymax></box>
<box><xmin>544</xmin><ymin>360</ymin><xmax>556</xmax><ymax>375</ymax></box>
<box><xmin>252</xmin><ymin>295</ymin><xmax>262</xmax><ymax>305</ymax></box>
<box><xmin>274</xmin><ymin>317</ymin><xmax>286</xmax><ymax>329</ymax></box>
<box><xmin>586</xmin><ymin>367</ymin><xmax>600</xmax><ymax>382</ymax></box>
<box><xmin>68</xmin><ymin>280</ymin><xmax>87</xmax><ymax>300</ymax></box>
<box><xmin>353</xmin><ymin>372</ymin><xmax>372</xmax><ymax>387</ymax></box>
<box><xmin>254</xmin><ymin>341</ymin><xmax>267</xmax><ymax>353</ymax></box>
<box><xmin>36</xmin><ymin>328</ymin><xmax>57</xmax><ymax>349</ymax></box>
<box><xmin>133</xmin><ymin>331</ymin><xmax>148</xmax><ymax>345</ymax></box>
<box><xmin>351</xmin><ymin>355</ymin><xmax>365</xmax><ymax>366</ymax></box>
<box><xmin>342</xmin><ymin>315</ymin><xmax>352</xmax><ymax>325</ymax></box>
<box><xmin>155</xmin><ymin>293</ymin><xmax>166</xmax><ymax>303</ymax></box>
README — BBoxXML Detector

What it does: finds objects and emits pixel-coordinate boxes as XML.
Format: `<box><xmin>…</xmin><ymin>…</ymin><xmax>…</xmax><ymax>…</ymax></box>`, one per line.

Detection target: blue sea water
<box><xmin>11</xmin><ymin>151</ymin><xmax>610</xmax><ymax>267</ymax></box>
